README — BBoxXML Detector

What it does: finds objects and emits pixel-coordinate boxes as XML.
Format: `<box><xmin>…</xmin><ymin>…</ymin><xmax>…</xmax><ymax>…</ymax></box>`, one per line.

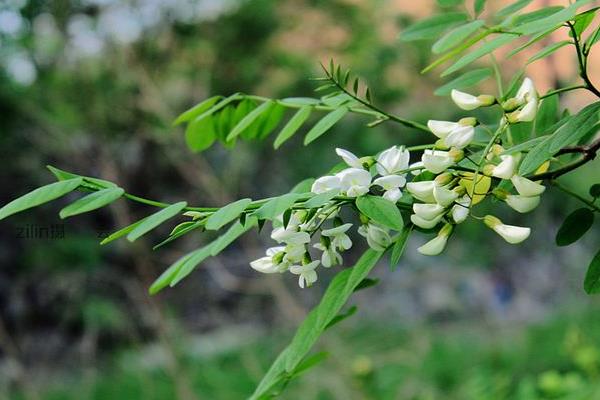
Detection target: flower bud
<box><xmin>505</xmin><ymin>195</ymin><xmax>540</xmax><ymax>213</ymax></box>
<box><xmin>511</xmin><ymin>175</ymin><xmax>545</xmax><ymax>196</ymax></box>
<box><xmin>501</xmin><ymin>97</ymin><xmax>521</xmax><ymax>112</ymax></box>
<box><xmin>448</xmin><ymin>148</ymin><xmax>464</xmax><ymax>162</ymax></box>
<box><xmin>458</xmin><ymin>117</ymin><xmax>477</xmax><ymax>126</ymax></box>
<box><xmin>358</xmin><ymin>223</ymin><xmax>392</xmax><ymax>251</ymax></box>
<box><xmin>491</xmin><ymin>154</ymin><xmax>520</xmax><ymax>179</ymax></box>
<box><xmin>410</xmin><ymin>213</ymin><xmax>444</xmax><ymax>229</ymax></box>
<box><xmin>483</xmin><ymin>215</ymin><xmax>531</xmax><ymax>244</ymax></box>
<box><xmin>433</xmin><ymin>185</ymin><xmax>459</xmax><ymax>207</ymax></box>
<box><xmin>422</xmin><ymin>150</ymin><xmax>454</xmax><ymax>174</ymax></box>
<box><xmin>428</xmin><ymin>120</ymin><xmax>458</xmax><ymax>138</ymax></box>
<box><xmin>434</xmin><ymin>172</ymin><xmax>454</xmax><ymax>186</ymax></box>
<box><xmin>451</xmin><ymin>90</ymin><xmax>495</xmax><ymax>110</ymax></box>
<box><xmin>451</xmin><ymin>196</ymin><xmax>470</xmax><ymax>224</ymax></box>
<box><xmin>413</xmin><ymin>203</ymin><xmax>445</xmax><ymax>220</ymax></box>
<box><xmin>406</xmin><ymin>181</ymin><xmax>436</xmax><ymax>203</ymax></box>
<box><xmin>376</xmin><ymin>146</ymin><xmax>410</xmax><ymax>176</ymax></box>
<box><xmin>417</xmin><ymin>224</ymin><xmax>453</xmax><ymax>256</ymax></box>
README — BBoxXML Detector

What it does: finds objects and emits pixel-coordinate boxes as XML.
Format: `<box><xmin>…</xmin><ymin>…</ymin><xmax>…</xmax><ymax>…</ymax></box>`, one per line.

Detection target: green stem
<box><xmin>552</xmin><ymin>181</ymin><xmax>600</xmax><ymax>212</ymax></box>
<box><xmin>567</xmin><ymin>21</ymin><xmax>600</xmax><ymax>99</ymax></box>
<box><xmin>540</xmin><ymin>84</ymin><xmax>587</xmax><ymax>99</ymax></box>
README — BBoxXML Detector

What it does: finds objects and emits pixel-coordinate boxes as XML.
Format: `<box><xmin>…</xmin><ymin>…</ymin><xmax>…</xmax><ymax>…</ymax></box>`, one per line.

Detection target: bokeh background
<box><xmin>1</xmin><ymin>0</ymin><xmax>600</xmax><ymax>399</ymax></box>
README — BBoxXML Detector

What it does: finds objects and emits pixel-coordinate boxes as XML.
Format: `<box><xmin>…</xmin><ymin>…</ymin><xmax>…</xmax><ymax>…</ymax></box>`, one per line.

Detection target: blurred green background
<box><xmin>1</xmin><ymin>0</ymin><xmax>599</xmax><ymax>399</ymax></box>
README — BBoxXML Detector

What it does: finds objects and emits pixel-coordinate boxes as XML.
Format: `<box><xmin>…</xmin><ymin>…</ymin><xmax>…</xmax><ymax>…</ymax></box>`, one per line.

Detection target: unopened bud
<box><xmin>434</xmin><ymin>172</ymin><xmax>453</xmax><ymax>186</ymax></box>
<box><xmin>458</xmin><ymin>117</ymin><xmax>477</xmax><ymax>127</ymax></box>
<box><xmin>448</xmin><ymin>148</ymin><xmax>464</xmax><ymax>162</ymax></box>
<box><xmin>501</xmin><ymin>97</ymin><xmax>521</xmax><ymax>112</ymax></box>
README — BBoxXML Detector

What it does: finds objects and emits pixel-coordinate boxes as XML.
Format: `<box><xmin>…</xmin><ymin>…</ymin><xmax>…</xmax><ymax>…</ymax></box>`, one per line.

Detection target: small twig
<box><xmin>552</xmin><ymin>180</ymin><xmax>600</xmax><ymax>213</ymax></box>
<box><xmin>528</xmin><ymin>137</ymin><xmax>600</xmax><ymax>181</ymax></box>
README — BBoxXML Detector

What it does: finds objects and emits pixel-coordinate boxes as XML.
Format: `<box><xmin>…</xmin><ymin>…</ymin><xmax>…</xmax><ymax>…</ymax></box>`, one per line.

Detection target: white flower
<box><xmin>427</xmin><ymin>120</ymin><xmax>475</xmax><ymax>149</ymax></box>
<box><xmin>413</xmin><ymin>203</ymin><xmax>445</xmax><ymax>220</ymax></box>
<box><xmin>271</xmin><ymin>228</ymin><xmax>310</xmax><ymax>245</ymax></box>
<box><xmin>409</xmin><ymin>161</ymin><xmax>425</xmax><ymax>176</ymax></box>
<box><xmin>406</xmin><ymin>180</ymin><xmax>436</xmax><ymax>203</ymax></box>
<box><xmin>336</xmin><ymin>148</ymin><xmax>363</xmax><ymax>168</ymax></box>
<box><xmin>516</xmin><ymin>77</ymin><xmax>537</xmax><ymax>103</ymax></box>
<box><xmin>410</xmin><ymin>213</ymin><xmax>444</xmax><ymax>229</ymax></box>
<box><xmin>322</xmin><ymin>223</ymin><xmax>353</xmax><ymax>250</ymax></box>
<box><xmin>337</xmin><ymin>168</ymin><xmax>372</xmax><ymax>197</ymax></box>
<box><xmin>433</xmin><ymin>185</ymin><xmax>459</xmax><ymax>207</ymax></box>
<box><xmin>422</xmin><ymin>150</ymin><xmax>454</xmax><ymax>174</ymax></box>
<box><xmin>483</xmin><ymin>215</ymin><xmax>531</xmax><ymax>244</ymax></box>
<box><xmin>372</xmin><ymin>175</ymin><xmax>405</xmax><ymax>202</ymax></box>
<box><xmin>511</xmin><ymin>175</ymin><xmax>545</xmax><ymax>196</ymax></box>
<box><xmin>376</xmin><ymin>146</ymin><xmax>410</xmax><ymax>176</ymax></box>
<box><xmin>505</xmin><ymin>195</ymin><xmax>540</xmax><ymax>213</ymax></box>
<box><xmin>451</xmin><ymin>195</ymin><xmax>470</xmax><ymax>224</ymax></box>
<box><xmin>508</xmin><ymin>97</ymin><xmax>538</xmax><ymax>123</ymax></box>
<box><xmin>313</xmin><ymin>242</ymin><xmax>342</xmax><ymax>268</ymax></box>
<box><xmin>311</xmin><ymin>175</ymin><xmax>341</xmax><ymax>194</ymax></box>
<box><xmin>358</xmin><ymin>223</ymin><xmax>392</xmax><ymax>251</ymax></box>
<box><xmin>490</xmin><ymin>154</ymin><xmax>520</xmax><ymax>179</ymax></box>
<box><xmin>428</xmin><ymin>120</ymin><xmax>459</xmax><ymax>138</ymax></box>
<box><xmin>451</xmin><ymin>89</ymin><xmax>495</xmax><ymax>110</ymax></box>
<box><xmin>290</xmin><ymin>260</ymin><xmax>320</xmax><ymax>288</ymax></box>
<box><xmin>417</xmin><ymin>224</ymin><xmax>453</xmax><ymax>256</ymax></box>
<box><xmin>250</xmin><ymin>246</ymin><xmax>286</xmax><ymax>273</ymax></box>
<box><xmin>444</xmin><ymin>125</ymin><xmax>475</xmax><ymax>149</ymax></box>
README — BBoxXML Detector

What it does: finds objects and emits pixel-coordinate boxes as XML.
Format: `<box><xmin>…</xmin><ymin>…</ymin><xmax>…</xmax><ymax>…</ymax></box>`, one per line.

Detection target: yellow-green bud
<box><xmin>501</xmin><ymin>98</ymin><xmax>521</xmax><ymax>112</ymax></box>
<box><xmin>458</xmin><ymin>117</ymin><xmax>477</xmax><ymax>126</ymax></box>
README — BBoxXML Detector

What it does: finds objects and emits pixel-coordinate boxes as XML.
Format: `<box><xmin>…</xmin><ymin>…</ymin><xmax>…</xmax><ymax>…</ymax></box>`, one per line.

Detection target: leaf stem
<box><xmin>552</xmin><ymin>180</ymin><xmax>600</xmax><ymax>212</ymax></box>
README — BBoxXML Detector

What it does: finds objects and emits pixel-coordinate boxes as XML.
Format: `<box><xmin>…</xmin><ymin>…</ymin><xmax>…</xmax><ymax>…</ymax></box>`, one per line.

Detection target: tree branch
<box><xmin>527</xmin><ymin>137</ymin><xmax>600</xmax><ymax>180</ymax></box>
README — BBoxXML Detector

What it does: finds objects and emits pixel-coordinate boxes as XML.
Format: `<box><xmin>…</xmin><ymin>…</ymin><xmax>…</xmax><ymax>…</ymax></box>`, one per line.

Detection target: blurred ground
<box><xmin>0</xmin><ymin>0</ymin><xmax>599</xmax><ymax>399</ymax></box>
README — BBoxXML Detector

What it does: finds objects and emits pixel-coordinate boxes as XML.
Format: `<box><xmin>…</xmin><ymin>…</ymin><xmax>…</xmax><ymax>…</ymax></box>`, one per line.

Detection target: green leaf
<box><xmin>475</xmin><ymin>0</ymin><xmax>486</xmax><ymax>15</ymax></box>
<box><xmin>0</xmin><ymin>178</ymin><xmax>83</xmax><ymax>220</ymax></box>
<box><xmin>434</xmin><ymin>68</ymin><xmax>492</xmax><ymax>96</ymax></box>
<box><xmin>59</xmin><ymin>188</ymin><xmax>124</xmax><ymax>219</ymax></box>
<box><xmin>226</xmin><ymin>100</ymin><xmax>275</xmax><ymax>141</ymax></box>
<box><xmin>185</xmin><ymin>115</ymin><xmax>216</xmax><ymax>152</ymax></box>
<box><xmin>508</xmin><ymin>28</ymin><xmax>556</xmax><ymax>58</ymax></box>
<box><xmin>590</xmin><ymin>184</ymin><xmax>600</xmax><ymax>198</ymax></box>
<box><xmin>255</xmin><ymin>103</ymin><xmax>286</xmax><ymax>140</ymax></box>
<box><xmin>502</xmin><ymin>135</ymin><xmax>549</xmax><ymax>155</ymax></box>
<box><xmin>584</xmin><ymin>248</ymin><xmax>600</xmax><ymax>294</ymax></box>
<box><xmin>250</xmin><ymin>249</ymin><xmax>383</xmax><ymax>399</ymax></box>
<box><xmin>508</xmin><ymin>6</ymin><xmax>563</xmax><ymax>26</ymax></box>
<box><xmin>390</xmin><ymin>224</ymin><xmax>412</xmax><ymax>269</ymax></box>
<box><xmin>273</xmin><ymin>105</ymin><xmax>312</xmax><ymax>149</ymax></box>
<box><xmin>304</xmin><ymin>107</ymin><xmax>349</xmax><ymax>145</ymax></box>
<box><xmin>127</xmin><ymin>202</ymin><xmax>187</xmax><ymax>242</ymax></box>
<box><xmin>496</xmin><ymin>0</ymin><xmax>533</xmax><ymax>18</ymax></box>
<box><xmin>205</xmin><ymin>198</ymin><xmax>252</xmax><ymax>231</ymax></box>
<box><xmin>518</xmin><ymin>135</ymin><xmax>554</xmax><ymax>175</ymax></box>
<box><xmin>400</xmin><ymin>12</ymin><xmax>468</xmax><ymax>42</ymax></box>
<box><xmin>290</xmin><ymin>352</ymin><xmax>329</xmax><ymax>377</ymax></box>
<box><xmin>432</xmin><ymin>20</ymin><xmax>486</xmax><ymax>54</ymax></box>
<box><xmin>324</xmin><ymin>306</ymin><xmax>358</xmax><ymax>330</ymax></box>
<box><xmin>193</xmin><ymin>93</ymin><xmax>241</xmax><ymax>125</ymax></box>
<box><xmin>149</xmin><ymin>250</ymin><xmax>197</xmax><ymax>295</ymax></box>
<box><xmin>47</xmin><ymin>166</ymin><xmax>117</xmax><ymax>189</ymax></box>
<box><xmin>437</xmin><ymin>0</ymin><xmax>462</xmax><ymax>6</ymax></box>
<box><xmin>209</xmin><ymin>216</ymin><xmax>258</xmax><ymax>256</ymax></box>
<box><xmin>153</xmin><ymin>220</ymin><xmax>203</xmax><ymax>250</ymax></box>
<box><xmin>549</xmin><ymin>102</ymin><xmax>600</xmax><ymax>152</ymax></box>
<box><xmin>174</xmin><ymin>95</ymin><xmax>222</xmax><ymax>125</ymax></box>
<box><xmin>585</xmin><ymin>24</ymin><xmax>600</xmax><ymax>49</ymax></box>
<box><xmin>100</xmin><ymin>217</ymin><xmax>148</xmax><ymax>245</ymax></box>
<box><xmin>303</xmin><ymin>189</ymin><xmax>339</xmax><ymax>209</ymax></box>
<box><xmin>253</xmin><ymin>193</ymin><xmax>305</xmax><ymax>221</ymax></box>
<box><xmin>515</xmin><ymin>1</ymin><xmax>594</xmax><ymax>36</ymax></box>
<box><xmin>556</xmin><ymin>208</ymin><xmax>594</xmax><ymax>246</ymax></box>
<box><xmin>572</xmin><ymin>8</ymin><xmax>598</xmax><ymax>37</ymax></box>
<box><xmin>170</xmin><ymin>244</ymin><xmax>215</xmax><ymax>287</ymax></box>
<box><xmin>356</xmin><ymin>195</ymin><xmax>404</xmax><ymax>231</ymax></box>
<box><xmin>279</xmin><ymin>97</ymin><xmax>321</xmax><ymax>106</ymax></box>
<box><xmin>442</xmin><ymin>34</ymin><xmax>514</xmax><ymax>76</ymax></box>
<box><xmin>527</xmin><ymin>40</ymin><xmax>570</xmax><ymax>64</ymax></box>
<box><xmin>535</xmin><ymin>95</ymin><xmax>559</xmax><ymax>135</ymax></box>
<box><xmin>290</xmin><ymin>178</ymin><xmax>315</xmax><ymax>194</ymax></box>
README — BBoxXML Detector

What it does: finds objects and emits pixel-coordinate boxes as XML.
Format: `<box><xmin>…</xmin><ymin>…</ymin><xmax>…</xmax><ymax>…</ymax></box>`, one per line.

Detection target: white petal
<box><xmin>506</xmin><ymin>195</ymin><xmax>540</xmax><ymax>213</ymax></box>
<box><xmin>311</xmin><ymin>175</ymin><xmax>341</xmax><ymax>194</ymax></box>
<box><xmin>376</xmin><ymin>146</ymin><xmax>410</xmax><ymax>176</ymax></box>
<box><xmin>338</xmin><ymin>168</ymin><xmax>372</xmax><ymax>190</ymax></box>
<box><xmin>492</xmin><ymin>154</ymin><xmax>520</xmax><ymax>179</ymax></box>
<box><xmin>443</xmin><ymin>125</ymin><xmax>474</xmax><ymax>149</ymax></box>
<box><xmin>406</xmin><ymin>181</ymin><xmax>436</xmax><ymax>202</ymax></box>
<box><xmin>516</xmin><ymin>77</ymin><xmax>537</xmax><ymax>103</ymax></box>
<box><xmin>410</xmin><ymin>213</ymin><xmax>443</xmax><ymax>229</ymax></box>
<box><xmin>250</xmin><ymin>256</ymin><xmax>278</xmax><ymax>273</ymax></box>
<box><xmin>422</xmin><ymin>150</ymin><xmax>454</xmax><ymax>174</ymax></box>
<box><xmin>383</xmin><ymin>188</ymin><xmax>402</xmax><ymax>202</ymax></box>
<box><xmin>427</xmin><ymin>120</ymin><xmax>458</xmax><ymax>139</ymax></box>
<box><xmin>511</xmin><ymin>175</ymin><xmax>545</xmax><ymax>196</ymax></box>
<box><xmin>417</xmin><ymin>234</ymin><xmax>448</xmax><ymax>256</ymax></box>
<box><xmin>451</xmin><ymin>89</ymin><xmax>482</xmax><ymax>111</ymax></box>
<box><xmin>373</xmin><ymin>175</ymin><xmax>405</xmax><ymax>190</ymax></box>
<box><xmin>322</xmin><ymin>223</ymin><xmax>353</xmax><ymax>236</ymax></box>
<box><xmin>336</xmin><ymin>148</ymin><xmax>362</xmax><ymax>168</ymax></box>
<box><xmin>451</xmin><ymin>204</ymin><xmax>469</xmax><ymax>224</ymax></box>
<box><xmin>515</xmin><ymin>98</ymin><xmax>538</xmax><ymax>122</ymax></box>
<box><xmin>494</xmin><ymin>224</ymin><xmax>531</xmax><ymax>244</ymax></box>
<box><xmin>413</xmin><ymin>203</ymin><xmax>445</xmax><ymax>220</ymax></box>
<box><xmin>433</xmin><ymin>185</ymin><xmax>459</xmax><ymax>207</ymax></box>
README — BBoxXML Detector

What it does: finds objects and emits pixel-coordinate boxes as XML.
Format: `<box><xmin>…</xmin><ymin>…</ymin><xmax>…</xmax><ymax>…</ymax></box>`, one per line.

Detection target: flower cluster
<box><xmin>250</xmin><ymin>77</ymin><xmax>547</xmax><ymax>287</ymax></box>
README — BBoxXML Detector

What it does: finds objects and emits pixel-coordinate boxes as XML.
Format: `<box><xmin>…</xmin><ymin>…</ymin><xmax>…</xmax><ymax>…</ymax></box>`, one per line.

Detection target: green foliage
<box><xmin>0</xmin><ymin>178</ymin><xmax>82</xmax><ymax>220</ymax></box>
<box><xmin>59</xmin><ymin>188</ymin><xmax>124</xmax><ymax>219</ymax></box>
<box><xmin>250</xmin><ymin>249</ymin><xmax>383</xmax><ymax>399</ymax></box>
<box><xmin>584</xmin><ymin>248</ymin><xmax>600</xmax><ymax>294</ymax></box>
<box><xmin>126</xmin><ymin>202</ymin><xmax>188</xmax><ymax>242</ymax></box>
<box><xmin>205</xmin><ymin>198</ymin><xmax>252</xmax><ymax>231</ymax></box>
<box><xmin>355</xmin><ymin>195</ymin><xmax>404</xmax><ymax>231</ymax></box>
<box><xmin>390</xmin><ymin>224</ymin><xmax>412</xmax><ymax>269</ymax></box>
<box><xmin>556</xmin><ymin>208</ymin><xmax>595</xmax><ymax>247</ymax></box>
<box><xmin>434</xmin><ymin>68</ymin><xmax>492</xmax><ymax>96</ymax></box>
<box><xmin>400</xmin><ymin>13</ymin><xmax>468</xmax><ymax>42</ymax></box>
